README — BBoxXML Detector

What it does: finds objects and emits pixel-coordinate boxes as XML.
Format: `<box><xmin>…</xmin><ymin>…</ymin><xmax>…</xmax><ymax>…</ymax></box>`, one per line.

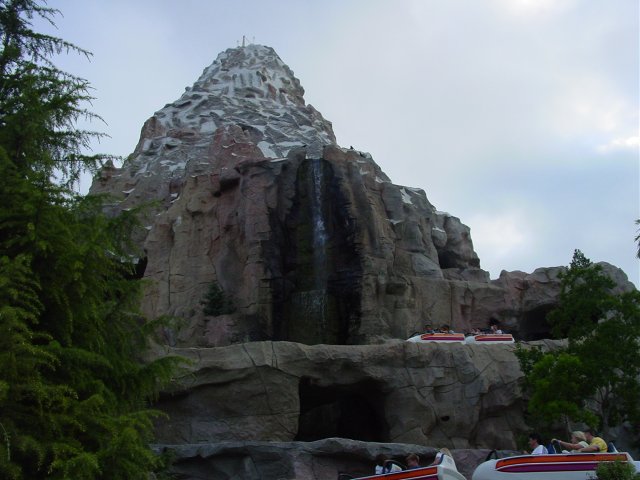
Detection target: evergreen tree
<box><xmin>0</xmin><ymin>1</ymin><xmax>179</xmax><ymax>478</ymax></box>
<box><xmin>201</xmin><ymin>281</ymin><xmax>235</xmax><ymax>316</ymax></box>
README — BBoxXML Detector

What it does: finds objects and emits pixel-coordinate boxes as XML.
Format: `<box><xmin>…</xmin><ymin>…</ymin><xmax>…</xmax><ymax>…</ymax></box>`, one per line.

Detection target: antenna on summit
<box><xmin>238</xmin><ymin>35</ymin><xmax>254</xmax><ymax>47</ymax></box>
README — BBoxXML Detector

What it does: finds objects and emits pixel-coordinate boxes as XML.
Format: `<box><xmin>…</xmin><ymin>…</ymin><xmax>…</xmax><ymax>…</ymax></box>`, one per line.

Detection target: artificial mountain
<box><xmin>90</xmin><ymin>44</ymin><xmax>636</xmax><ymax>479</ymax></box>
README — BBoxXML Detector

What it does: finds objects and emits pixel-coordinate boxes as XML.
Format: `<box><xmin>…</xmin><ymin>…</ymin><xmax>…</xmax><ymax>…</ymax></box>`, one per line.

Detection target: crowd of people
<box><xmin>525</xmin><ymin>428</ymin><xmax>610</xmax><ymax>455</ymax></box>
<box><xmin>372</xmin><ymin>429</ymin><xmax>611</xmax><ymax>477</ymax></box>
<box><xmin>422</xmin><ymin>318</ymin><xmax>505</xmax><ymax>336</ymax></box>
<box><xmin>373</xmin><ymin>449</ymin><xmax>453</xmax><ymax>474</ymax></box>
<box><xmin>552</xmin><ymin>428</ymin><xmax>609</xmax><ymax>453</ymax></box>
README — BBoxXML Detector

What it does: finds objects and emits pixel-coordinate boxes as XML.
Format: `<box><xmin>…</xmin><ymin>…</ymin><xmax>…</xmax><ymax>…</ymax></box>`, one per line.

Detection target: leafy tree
<box><xmin>636</xmin><ymin>219</ymin><xmax>640</xmax><ymax>258</ymax></box>
<box><xmin>0</xmin><ymin>1</ymin><xmax>179</xmax><ymax>478</ymax></box>
<box><xmin>547</xmin><ymin>249</ymin><xmax>616</xmax><ymax>339</ymax></box>
<box><xmin>515</xmin><ymin>346</ymin><xmax>597</xmax><ymax>430</ymax></box>
<box><xmin>516</xmin><ymin>250</ymin><xmax>640</xmax><ymax>438</ymax></box>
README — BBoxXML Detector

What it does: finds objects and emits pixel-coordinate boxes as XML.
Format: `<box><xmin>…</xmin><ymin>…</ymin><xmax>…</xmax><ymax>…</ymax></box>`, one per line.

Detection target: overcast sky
<box><xmin>39</xmin><ymin>0</ymin><xmax>639</xmax><ymax>286</ymax></box>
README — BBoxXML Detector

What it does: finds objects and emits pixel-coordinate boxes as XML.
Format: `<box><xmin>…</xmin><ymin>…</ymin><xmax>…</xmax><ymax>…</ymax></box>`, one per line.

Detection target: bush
<box><xmin>595</xmin><ymin>461</ymin><xmax>640</xmax><ymax>480</ymax></box>
<box><xmin>201</xmin><ymin>282</ymin><xmax>235</xmax><ymax>316</ymax></box>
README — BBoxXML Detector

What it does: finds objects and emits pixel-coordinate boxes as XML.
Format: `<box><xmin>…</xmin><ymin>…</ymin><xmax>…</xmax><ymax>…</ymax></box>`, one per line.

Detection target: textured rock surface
<box><xmin>154</xmin><ymin>341</ymin><xmax>528</xmax><ymax>450</ymax></box>
<box><xmin>152</xmin><ymin>439</ymin><xmax>513</xmax><ymax>480</ymax></box>
<box><xmin>91</xmin><ymin>44</ymin><xmax>638</xmax><ymax>478</ymax></box>
<box><xmin>91</xmin><ymin>44</ymin><xmax>635</xmax><ymax>348</ymax></box>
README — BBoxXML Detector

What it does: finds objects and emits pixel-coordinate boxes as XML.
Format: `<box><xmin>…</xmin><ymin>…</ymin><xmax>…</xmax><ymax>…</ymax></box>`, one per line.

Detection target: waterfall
<box><xmin>287</xmin><ymin>155</ymin><xmax>333</xmax><ymax>344</ymax></box>
<box><xmin>291</xmin><ymin>157</ymin><xmax>328</xmax><ymax>339</ymax></box>
<box><xmin>310</xmin><ymin>158</ymin><xmax>328</xmax><ymax>289</ymax></box>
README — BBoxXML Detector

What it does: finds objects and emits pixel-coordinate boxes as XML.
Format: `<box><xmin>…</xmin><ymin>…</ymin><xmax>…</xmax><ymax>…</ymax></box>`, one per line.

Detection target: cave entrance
<box><xmin>123</xmin><ymin>256</ymin><xmax>147</xmax><ymax>280</ymax></box>
<box><xmin>437</xmin><ymin>251</ymin><xmax>457</xmax><ymax>270</ymax></box>
<box><xmin>295</xmin><ymin>378</ymin><xmax>388</xmax><ymax>442</ymax></box>
<box><xmin>520</xmin><ymin>304</ymin><xmax>555</xmax><ymax>340</ymax></box>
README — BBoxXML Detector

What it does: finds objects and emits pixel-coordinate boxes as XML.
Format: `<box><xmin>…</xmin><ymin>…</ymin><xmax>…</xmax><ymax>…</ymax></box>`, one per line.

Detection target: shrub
<box><xmin>201</xmin><ymin>282</ymin><xmax>235</xmax><ymax>316</ymax></box>
<box><xmin>594</xmin><ymin>461</ymin><xmax>640</xmax><ymax>480</ymax></box>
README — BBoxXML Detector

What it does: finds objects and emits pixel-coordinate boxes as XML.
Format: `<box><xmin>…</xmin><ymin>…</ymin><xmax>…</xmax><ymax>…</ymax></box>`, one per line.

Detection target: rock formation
<box><xmin>91</xmin><ymin>44</ymin><xmax>637</xmax><ymax>478</ymax></box>
<box><xmin>89</xmin><ymin>43</ymin><xmax>637</xmax><ymax>348</ymax></box>
<box><xmin>152</xmin><ymin>340</ymin><xmax>532</xmax><ymax>479</ymax></box>
<box><xmin>154</xmin><ymin>341</ymin><xmax>530</xmax><ymax>448</ymax></box>
<box><xmin>152</xmin><ymin>439</ymin><xmax>511</xmax><ymax>480</ymax></box>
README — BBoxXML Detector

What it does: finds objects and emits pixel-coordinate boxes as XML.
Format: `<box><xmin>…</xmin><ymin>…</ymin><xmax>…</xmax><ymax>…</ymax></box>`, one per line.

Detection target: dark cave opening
<box><xmin>124</xmin><ymin>256</ymin><xmax>147</xmax><ymax>280</ymax></box>
<box><xmin>295</xmin><ymin>377</ymin><xmax>388</xmax><ymax>442</ymax></box>
<box><xmin>437</xmin><ymin>251</ymin><xmax>457</xmax><ymax>270</ymax></box>
<box><xmin>520</xmin><ymin>304</ymin><xmax>556</xmax><ymax>340</ymax></box>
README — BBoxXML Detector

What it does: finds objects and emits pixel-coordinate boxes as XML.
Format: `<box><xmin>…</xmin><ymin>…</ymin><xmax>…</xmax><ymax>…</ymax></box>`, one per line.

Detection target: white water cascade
<box><xmin>296</xmin><ymin>155</ymin><xmax>329</xmax><ymax>339</ymax></box>
<box><xmin>310</xmin><ymin>158</ymin><xmax>328</xmax><ymax>289</ymax></box>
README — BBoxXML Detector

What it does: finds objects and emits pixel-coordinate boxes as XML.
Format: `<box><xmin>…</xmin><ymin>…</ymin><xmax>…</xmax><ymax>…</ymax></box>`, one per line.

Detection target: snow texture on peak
<box><xmin>193</xmin><ymin>44</ymin><xmax>306</xmax><ymax>107</ymax></box>
<box><xmin>122</xmin><ymin>43</ymin><xmax>336</xmax><ymax>184</ymax></box>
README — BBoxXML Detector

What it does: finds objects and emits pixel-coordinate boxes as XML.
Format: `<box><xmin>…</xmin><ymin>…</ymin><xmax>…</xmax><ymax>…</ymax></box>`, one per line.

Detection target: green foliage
<box><xmin>525</xmin><ymin>351</ymin><xmax>597</xmax><ymax>427</ymax></box>
<box><xmin>571</xmin><ymin>290</ymin><xmax>640</xmax><ymax>431</ymax></box>
<box><xmin>636</xmin><ymin>219</ymin><xmax>640</xmax><ymax>259</ymax></box>
<box><xmin>0</xmin><ymin>1</ymin><xmax>181</xmax><ymax>478</ymax></box>
<box><xmin>0</xmin><ymin>0</ymin><xmax>108</xmax><ymax>185</ymax></box>
<box><xmin>514</xmin><ymin>343</ymin><xmax>544</xmax><ymax>378</ymax></box>
<box><xmin>595</xmin><ymin>461</ymin><xmax>640</xmax><ymax>480</ymax></box>
<box><xmin>201</xmin><ymin>281</ymin><xmax>235</xmax><ymax>316</ymax></box>
<box><xmin>548</xmin><ymin>249</ymin><xmax>616</xmax><ymax>339</ymax></box>
<box><xmin>516</xmin><ymin>249</ymin><xmax>640</xmax><ymax>437</ymax></box>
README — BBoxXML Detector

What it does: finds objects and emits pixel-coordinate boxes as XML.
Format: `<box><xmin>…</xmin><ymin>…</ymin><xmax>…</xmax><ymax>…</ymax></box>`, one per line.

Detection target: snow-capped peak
<box><xmin>193</xmin><ymin>44</ymin><xmax>307</xmax><ymax>107</ymax></box>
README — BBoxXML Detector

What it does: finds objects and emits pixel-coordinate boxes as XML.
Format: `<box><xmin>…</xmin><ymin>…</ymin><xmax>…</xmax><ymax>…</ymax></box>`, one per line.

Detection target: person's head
<box><xmin>439</xmin><ymin>448</ymin><xmax>452</xmax><ymax>458</ymax></box>
<box><xmin>528</xmin><ymin>432</ymin><xmax>543</xmax><ymax>448</ymax></box>
<box><xmin>584</xmin><ymin>428</ymin><xmax>596</xmax><ymax>441</ymax></box>
<box><xmin>406</xmin><ymin>453</ymin><xmax>419</xmax><ymax>467</ymax></box>
<box><xmin>571</xmin><ymin>431</ymin><xmax>587</xmax><ymax>443</ymax></box>
<box><xmin>489</xmin><ymin>318</ymin><xmax>500</xmax><ymax>330</ymax></box>
<box><xmin>439</xmin><ymin>324</ymin><xmax>450</xmax><ymax>332</ymax></box>
<box><xmin>375</xmin><ymin>454</ymin><xmax>387</xmax><ymax>466</ymax></box>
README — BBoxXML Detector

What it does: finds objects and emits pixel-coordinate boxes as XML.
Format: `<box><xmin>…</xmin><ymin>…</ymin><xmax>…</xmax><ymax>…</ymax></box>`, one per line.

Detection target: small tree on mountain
<box><xmin>201</xmin><ymin>281</ymin><xmax>235</xmax><ymax>316</ymax></box>
<box><xmin>516</xmin><ymin>250</ymin><xmax>640</xmax><ymax>439</ymax></box>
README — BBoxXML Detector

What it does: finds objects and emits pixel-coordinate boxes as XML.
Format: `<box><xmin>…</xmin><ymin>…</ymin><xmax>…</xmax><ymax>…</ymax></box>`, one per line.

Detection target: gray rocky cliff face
<box><xmin>154</xmin><ymin>341</ymin><xmax>527</xmax><ymax>448</ymax></box>
<box><xmin>152</xmin><ymin>439</ymin><xmax>508</xmax><ymax>480</ymax></box>
<box><xmin>153</xmin><ymin>341</ymin><xmax>528</xmax><ymax>479</ymax></box>
<box><xmin>90</xmin><ymin>44</ymin><xmax>536</xmax><ymax>347</ymax></box>
<box><xmin>91</xmin><ymin>44</ymin><xmax>635</xmax><ymax>347</ymax></box>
